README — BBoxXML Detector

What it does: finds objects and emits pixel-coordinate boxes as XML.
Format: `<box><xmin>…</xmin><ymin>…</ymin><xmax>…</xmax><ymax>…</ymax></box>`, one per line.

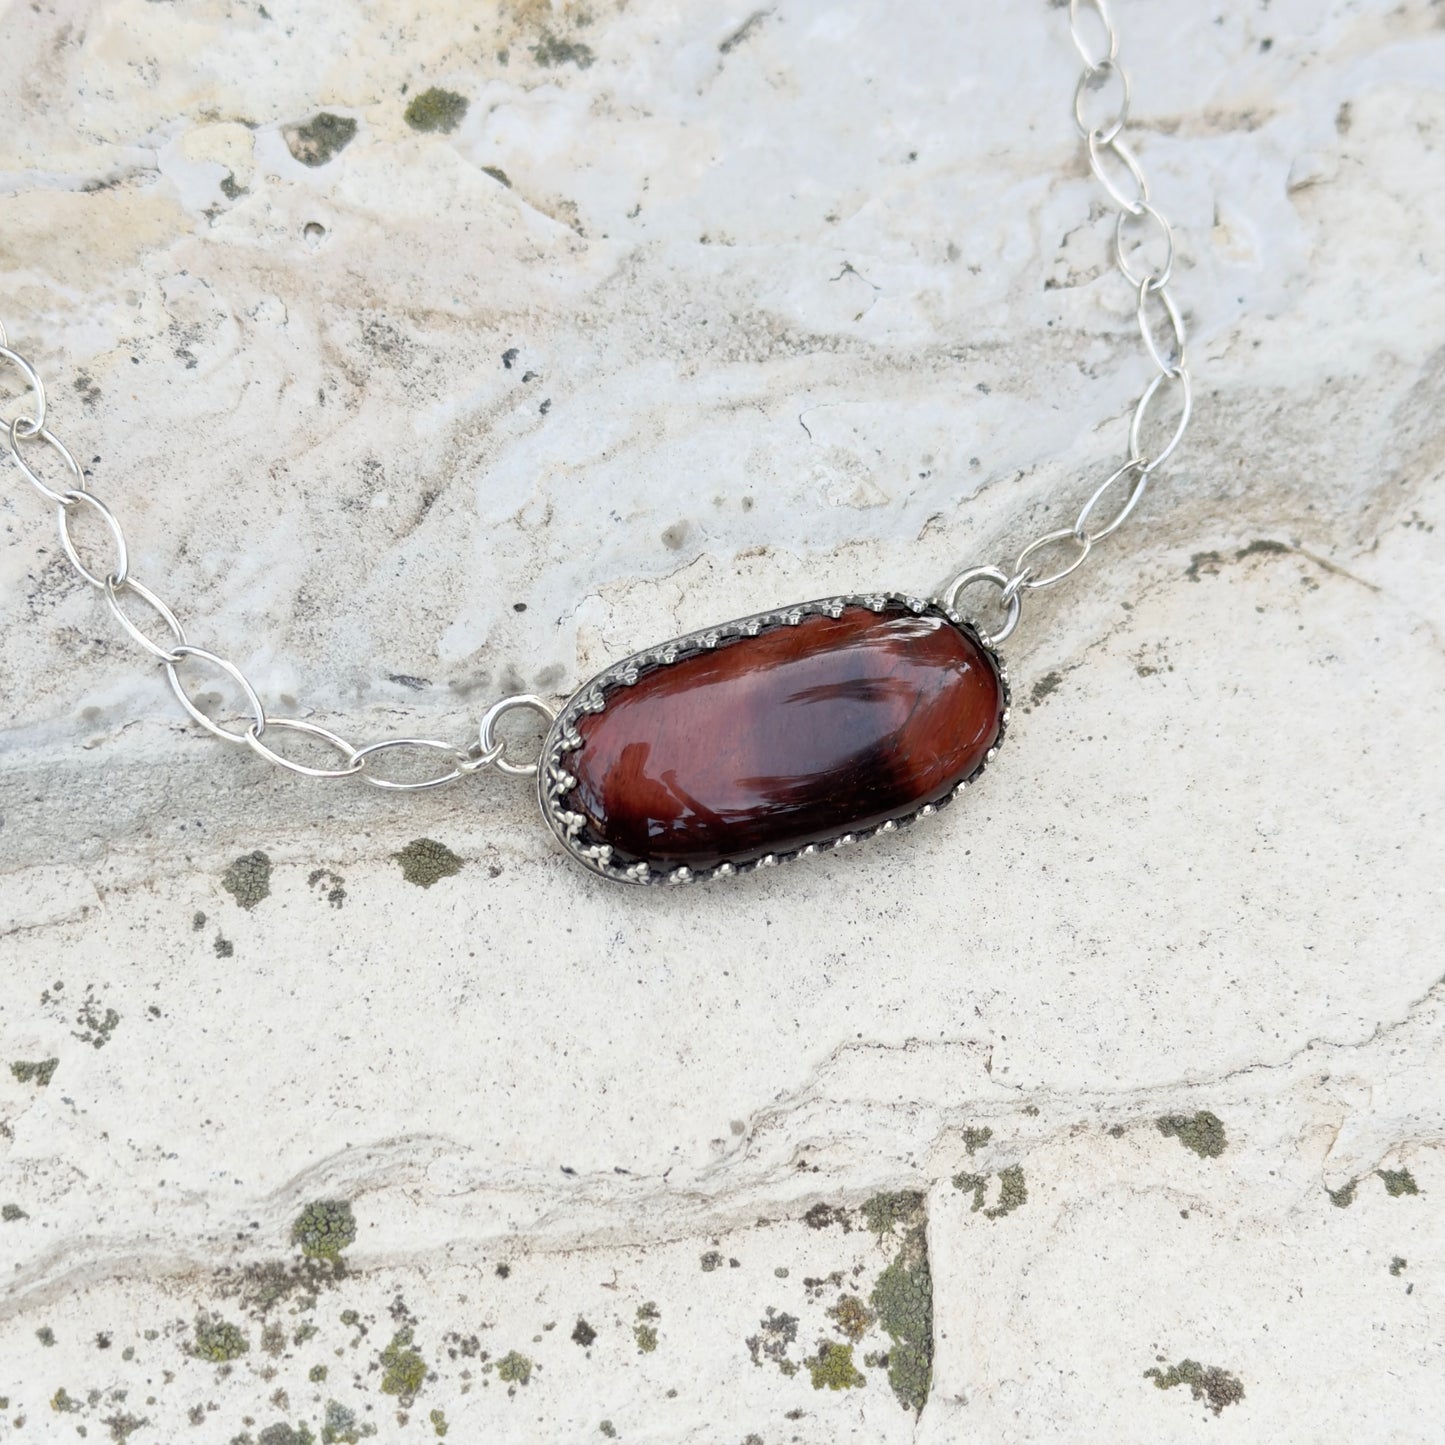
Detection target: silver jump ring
<box><xmin>935</xmin><ymin>564</ymin><xmax>1022</xmax><ymax>648</ymax></box>
<box><xmin>165</xmin><ymin>644</ymin><xmax>268</xmax><ymax>744</ymax></box>
<box><xmin>7</xmin><ymin>417</ymin><xmax>84</xmax><ymax>505</ymax></box>
<box><xmin>480</xmin><ymin>694</ymin><xmax>559</xmax><ymax>778</ymax></box>
<box><xmin>352</xmin><ymin>736</ymin><xmax>465</xmax><ymax>791</ymax></box>
<box><xmin>57</xmin><ymin>488</ymin><xmax>128</xmax><ymax>589</ymax></box>
<box><xmin>1115</xmin><ymin>202</ymin><xmax>1174</xmax><ymax>291</ymax></box>
<box><xmin>1129</xmin><ymin>368</ymin><xmax>1193</xmax><ymax>473</ymax></box>
<box><xmin>245</xmin><ymin>716</ymin><xmax>365</xmax><ymax>779</ymax></box>
<box><xmin>0</xmin><ymin>346</ymin><xmax>46</xmax><ymax>439</ymax></box>
<box><xmin>104</xmin><ymin>575</ymin><xmax>188</xmax><ymax>663</ymax></box>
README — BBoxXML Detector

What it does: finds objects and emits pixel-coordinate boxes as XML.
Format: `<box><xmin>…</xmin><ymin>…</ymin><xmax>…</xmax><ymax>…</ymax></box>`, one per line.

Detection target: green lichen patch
<box><xmin>219</xmin><ymin>1255</ymin><xmax>342</xmax><ymax>1317</ymax></box>
<box><xmin>104</xmin><ymin>1415</ymin><xmax>148</xmax><ymax>1442</ymax></box>
<box><xmin>1327</xmin><ymin>1179</ymin><xmax>1358</xmax><ymax>1208</ymax></box>
<box><xmin>571</xmin><ymin>1317</ymin><xmax>597</xmax><ymax>1346</ymax></box>
<box><xmin>531</xmin><ymin>31</ymin><xmax>596</xmax><ymax>68</ymax></box>
<box><xmin>495</xmin><ymin>1349</ymin><xmax>533</xmax><ymax>1385</ymax></box>
<box><xmin>379</xmin><ymin>1327</ymin><xmax>427</xmax><ymax>1401</ymax></box>
<box><xmin>257</xmin><ymin>1424</ymin><xmax>317</xmax><ymax>1445</ymax></box>
<box><xmin>429</xmin><ymin>1407</ymin><xmax>449</xmax><ymax>1437</ymax></box>
<box><xmin>75</xmin><ymin>988</ymin><xmax>120</xmax><ymax>1048</ymax></box>
<box><xmin>404</xmin><ymin>88</ymin><xmax>469</xmax><ymax>134</ymax></box>
<box><xmin>803</xmin><ymin>1201</ymin><xmax>850</xmax><ymax>1231</ymax></box>
<box><xmin>633</xmin><ymin>1302</ymin><xmax>660</xmax><ymax>1354</ymax></box>
<box><xmin>51</xmin><ymin>1386</ymin><xmax>81</xmax><ymax>1412</ymax></box>
<box><xmin>962</xmin><ymin>1126</ymin><xmax>993</xmax><ymax>1155</ymax></box>
<box><xmin>868</xmin><ymin>1194</ymin><xmax>932</xmax><ymax>1414</ymax></box>
<box><xmin>1378</xmin><ymin>1168</ymin><xmax>1420</xmax><ymax>1197</ymax></box>
<box><xmin>1146</xmin><ymin>1358</ymin><xmax>1245</xmax><ymax>1416</ymax></box>
<box><xmin>321</xmin><ymin>1399</ymin><xmax>376</xmax><ymax>1442</ymax></box>
<box><xmin>828</xmin><ymin>1294</ymin><xmax>875</xmax><ymax>1343</ymax></box>
<box><xmin>952</xmin><ymin>1165</ymin><xmax>1028</xmax><ymax>1219</ymax></box>
<box><xmin>222</xmin><ymin>850</ymin><xmax>273</xmax><ymax>910</ymax></box>
<box><xmin>308</xmin><ymin>868</ymin><xmax>347</xmax><ymax>908</ymax></box>
<box><xmin>808</xmin><ymin>1340</ymin><xmax>865</xmax><ymax>1390</ymax></box>
<box><xmin>310</xmin><ymin>1363</ymin><xmax>329</xmax><ymax>1382</ymax></box>
<box><xmin>190</xmin><ymin>1312</ymin><xmax>250</xmax><ymax>1362</ymax></box>
<box><xmin>1156</xmin><ymin>1110</ymin><xmax>1227</xmax><ymax>1159</ymax></box>
<box><xmin>2</xmin><ymin>1202</ymin><xmax>27</xmax><ymax>1221</ymax></box>
<box><xmin>394</xmin><ymin>838</ymin><xmax>463</xmax><ymax>888</ymax></box>
<box><xmin>286</xmin><ymin>112</ymin><xmax>358</xmax><ymax>167</ymax></box>
<box><xmin>11</xmin><ymin>1057</ymin><xmax>59</xmax><ymax>1086</ymax></box>
<box><xmin>292</xmin><ymin>1200</ymin><xmax>357</xmax><ymax>1261</ymax></box>
<box><xmin>861</xmin><ymin>1190</ymin><xmax>923</xmax><ymax>1238</ymax></box>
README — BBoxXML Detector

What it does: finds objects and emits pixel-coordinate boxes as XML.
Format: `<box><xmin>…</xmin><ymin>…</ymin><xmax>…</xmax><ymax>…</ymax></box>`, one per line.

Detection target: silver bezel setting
<box><xmin>537</xmin><ymin>592</ymin><xmax>1011</xmax><ymax>886</ymax></box>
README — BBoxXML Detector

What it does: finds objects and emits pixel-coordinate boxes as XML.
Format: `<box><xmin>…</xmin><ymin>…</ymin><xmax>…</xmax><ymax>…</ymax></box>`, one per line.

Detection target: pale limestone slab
<box><xmin>1</xmin><ymin>1</ymin><xmax>1443</xmax><ymax>1441</ymax></box>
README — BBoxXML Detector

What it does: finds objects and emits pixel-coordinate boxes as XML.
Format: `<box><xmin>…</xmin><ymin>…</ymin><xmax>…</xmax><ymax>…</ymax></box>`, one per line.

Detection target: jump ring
<box><xmin>479</xmin><ymin>694</ymin><xmax>559</xmax><ymax>778</ymax></box>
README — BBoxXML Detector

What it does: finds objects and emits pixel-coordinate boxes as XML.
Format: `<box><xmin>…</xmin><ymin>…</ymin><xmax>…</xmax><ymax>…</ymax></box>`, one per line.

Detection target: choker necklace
<box><xmin>3</xmin><ymin>1</ymin><xmax>1190</xmax><ymax>886</ymax></box>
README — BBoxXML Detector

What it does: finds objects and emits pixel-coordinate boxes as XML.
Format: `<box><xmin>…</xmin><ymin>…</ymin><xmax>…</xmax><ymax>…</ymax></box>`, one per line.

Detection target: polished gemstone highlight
<box><xmin>557</xmin><ymin>601</ymin><xmax>1004</xmax><ymax>873</ymax></box>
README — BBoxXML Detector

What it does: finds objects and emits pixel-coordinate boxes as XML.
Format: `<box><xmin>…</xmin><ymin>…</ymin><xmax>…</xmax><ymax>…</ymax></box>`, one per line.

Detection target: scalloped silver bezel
<box><xmin>537</xmin><ymin>592</ymin><xmax>1010</xmax><ymax>886</ymax></box>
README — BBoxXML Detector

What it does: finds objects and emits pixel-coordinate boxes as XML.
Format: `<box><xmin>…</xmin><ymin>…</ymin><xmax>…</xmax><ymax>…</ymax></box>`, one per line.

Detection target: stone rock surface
<box><xmin>1</xmin><ymin>1</ymin><xmax>1442</xmax><ymax>1441</ymax></box>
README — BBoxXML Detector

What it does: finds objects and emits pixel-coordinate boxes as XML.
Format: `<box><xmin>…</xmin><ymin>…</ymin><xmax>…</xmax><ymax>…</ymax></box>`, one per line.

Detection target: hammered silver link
<box><xmin>939</xmin><ymin>5</ymin><xmax>1192</xmax><ymax>623</ymax></box>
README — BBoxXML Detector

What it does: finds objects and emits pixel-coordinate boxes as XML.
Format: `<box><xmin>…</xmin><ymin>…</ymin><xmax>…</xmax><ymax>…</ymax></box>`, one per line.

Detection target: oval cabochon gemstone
<box><xmin>559</xmin><ymin>601</ymin><xmax>1004</xmax><ymax>873</ymax></box>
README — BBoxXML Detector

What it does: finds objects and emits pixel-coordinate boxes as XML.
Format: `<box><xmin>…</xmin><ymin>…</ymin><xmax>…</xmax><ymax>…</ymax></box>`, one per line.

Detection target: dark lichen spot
<box><xmin>482</xmin><ymin>165</ymin><xmax>512</xmax><ymax>188</ymax></box>
<box><xmin>1185</xmin><ymin>550</ymin><xmax>1223</xmax><ymax>582</ymax></box>
<box><xmin>828</xmin><ymin>1294</ymin><xmax>875</xmax><ymax>1343</ymax></box>
<box><xmin>286</xmin><ymin>112</ymin><xmax>358</xmax><ymax>167</ymax></box>
<box><xmin>222</xmin><ymin>850</ymin><xmax>273</xmax><ymax>910</ymax></box>
<box><xmin>308</xmin><ymin>869</ymin><xmax>347</xmax><ymax>908</ymax></box>
<box><xmin>192</xmin><ymin>910</ymin><xmax>207</xmax><ymax>931</ymax></box>
<box><xmin>953</xmin><ymin>1165</ymin><xmax>1027</xmax><ymax>1219</ymax></box>
<box><xmin>310</xmin><ymin>1364</ymin><xmax>328</xmax><ymax>1382</ymax></box>
<box><xmin>1108</xmin><ymin>1123</ymin><xmax>1126</xmax><ymax>1138</ymax></box>
<box><xmin>394</xmin><ymin>838</ymin><xmax>463</xmax><ymax>888</ymax></box>
<box><xmin>104</xmin><ymin>1414</ymin><xmax>149</xmax><ymax>1442</ymax></box>
<box><xmin>599</xmin><ymin>1423</ymin><xmax>616</xmax><ymax>1439</ymax></box>
<box><xmin>867</xmin><ymin>1193</ymin><xmax>932</xmax><ymax>1413</ymax></box>
<box><xmin>220</xmin><ymin>172</ymin><xmax>247</xmax><ymax>200</ymax></box>
<box><xmin>861</xmin><ymin>1190</ymin><xmax>923</xmax><ymax>1237</ymax></box>
<box><xmin>404</xmin><ymin>87</ymin><xmax>469</xmax><ymax>134</ymax></box>
<box><xmin>214</xmin><ymin>934</ymin><xmax>235</xmax><ymax>958</ymax></box>
<box><xmin>429</xmin><ymin>1407</ymin><xmax>449</xmax><ymax>1437</ymax></box>
<box><xmin>1146</xmin><ymin>1358</ymin><xmax>1245</xmax><ymax>1416</ymax></box>
<box><xmin>190</xmin><ymin>1312</ymin><xmax>250</xmax><ymax>1362</ymax></box>
<box><xmin>1236</xmin><ymin>538</ymin><xmax>1290</xmax><ymax>560</ymax></box>
<box><xmin>746</xmin><ymin>1307</ymin><xmax>798</xmax><ymax>1373</ymax></box>
<box><xmin>531</xmin><ymin>31</ymin><xmax>595</xmax><ymax>69</ymax></box>
<box><xmin>75</xmin><ymin>988</ymin><xmax>120</xmax><ymax>1047</ymax></box>
<box><xmin>634</xmin><ymin>1302</ymin><xmax>660</xmax><ymax>1354</ymax></box>
<box><xmin>962</xmin><ymin>1126</ymin><xmax>993</xmax><ymax>1155</ymax></box>
<box><xmin>700</xmin><ymin>1250</ymin><xmax>723</xmax><ymax>1272</ymax></box>
<box><xmin>52</xmin><ymin>1387</ymin><xmax>81</xmax><ymax>1412</ymax></box>
<box><xmin>292</xmin><ymin>1200</ymin><xmax>357</xmax><ymax>1261</ymax></box>
<box><xmin>1157</xmin><ymin>1111</ymin><xmax>1227</xmax><ymax>1159</ymax></box>
<box><xmin>10</xmin><ymin>1057</ymin><xmax>58</xmax><ymax>1087</ymax></box>
<box><xmin>1378</xmin><ymin>1168</ymin><xmax>1419</xmax><ymax>1197</ymax></box>
<box><xmin>495</xmin><ymin>1349</ymin><xmax>533</xmax><ymax>1385</ymax></box>
<box><xmin>74</xmin><ymin>371</ymin><xmax>102</xmax><ymax>406</ymax></box>
<box><xmin>571</xmin><ymin>1317</ymin><xmax>596</xmax><ymax>1346</ymax></box>
<box><xmin>379</xmin><ymin>1327</ymin><xmax>427</xmax><ymax>1401</ymax></box>
<box><xmin>37</xmin><ymin>1324</ymin><xmax>57</xmax><ymax>1345</ymax></box>
<box><xmin>803</xmin><ymin>1202</ymin><xmax>850</xmax><ymax>1232</ymax></box>
<box><xmin>1389</xmin><ymin>1255</ymin><xmax>1407</xmax><ymax>1276</ymax></box>
<box><xmin>2</xmin><ymin>1203</ymin><xmax>27</xmax><ymax>1221</ymax></box>
<box><xmin>1029</xmin><ymin>671</ymin><xmax>1063</xmax><ymax>708</ymax></box>
<box><xmin>257</xmin><ymin>1424</ymin><xmax>316</xmax><ymax>1445</ymax></box>
<box><xmin>1327</xmin><ymin>1179</ymin><xmax>1358</xmax><ymax>1208</ymax></box>
<box><xmin>808</xmin><ymin>1340</ymin><xmax>865</xmax><ymax>1390</ymax></box>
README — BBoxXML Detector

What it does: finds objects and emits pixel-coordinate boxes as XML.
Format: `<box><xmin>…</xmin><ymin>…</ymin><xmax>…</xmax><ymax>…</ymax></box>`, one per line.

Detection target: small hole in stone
<box><xmin>303</xmin><ymin>221</ymin><xmax>326</xmax><ymax>249</ymax></box>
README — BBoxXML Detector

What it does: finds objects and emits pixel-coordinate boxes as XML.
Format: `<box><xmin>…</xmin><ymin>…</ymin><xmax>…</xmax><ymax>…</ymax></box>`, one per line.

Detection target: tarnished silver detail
<box><xmin>537</xmin><ymin>594</ymin><xmax>1009</xmax><ymax>886</ymax></box>
<box><xmin>938</xmin><ymin>3</ymin><xmax>1192</xmax><ymax>635</ymax></box>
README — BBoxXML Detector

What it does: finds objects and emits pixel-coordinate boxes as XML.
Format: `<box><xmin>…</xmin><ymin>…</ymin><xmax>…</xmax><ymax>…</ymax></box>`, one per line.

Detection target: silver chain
<box><xmin>938</xmin><ymin>0</ymin><xmax>1192</xmax><ymax>646</ymax></box>
<box><xmin>4</xmin><ymin>4</ymin><xmax>1183</xmax><ymax>781</ymax></box>
<box><xmin>1</xmin><ymin>316</ymin><xmax>554</xmax><ymax>788</ymax></box>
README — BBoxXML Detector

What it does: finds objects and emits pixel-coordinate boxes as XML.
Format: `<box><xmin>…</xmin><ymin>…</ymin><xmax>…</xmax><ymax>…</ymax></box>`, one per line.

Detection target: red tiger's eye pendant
<box><xmin>538</xmin><ymin>595</ymin><xmax>1008</xmax><ymax>884</ymax></box>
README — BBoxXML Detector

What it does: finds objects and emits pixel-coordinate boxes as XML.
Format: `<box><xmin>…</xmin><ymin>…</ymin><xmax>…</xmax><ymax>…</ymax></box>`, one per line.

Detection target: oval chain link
<box><xmin>938</xmin><ymin>1</ymin><xmax>1193</xmax><ymax>639</ymax></box>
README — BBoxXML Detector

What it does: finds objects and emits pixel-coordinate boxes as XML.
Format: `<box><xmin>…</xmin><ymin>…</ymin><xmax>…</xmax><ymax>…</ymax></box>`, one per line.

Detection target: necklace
<box><xmin>2</xmin><ymin>1</ymin><xmax>1190</xmax><ymax>886</ymax></box>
